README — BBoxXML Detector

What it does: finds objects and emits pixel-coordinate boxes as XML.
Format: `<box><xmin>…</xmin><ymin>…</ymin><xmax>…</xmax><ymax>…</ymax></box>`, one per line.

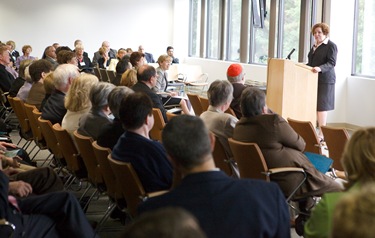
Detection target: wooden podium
<box><xmin>266</xmin><ymin>58</ymin><xmax>318</xmax><ymax>125</ymax></box>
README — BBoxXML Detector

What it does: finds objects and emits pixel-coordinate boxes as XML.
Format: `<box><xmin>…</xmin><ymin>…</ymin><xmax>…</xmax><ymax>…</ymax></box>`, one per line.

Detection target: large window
<box><xmin>189</xmin><ymin>0</ymin><xmax>201</xmax><ymax>57</ymax></box>
<box><xmin>226</xmin><ymin>0</ymin><xmax>242</xmax><ymax>61</ymax></box>
<box><xmin>353</xmin><ymin>0</ymin><xmax>375</xmax><ymax>76</ymax></box>
<box><xmin>251</xmin><ymin>0</ymin><xmax>271</xmax><ymax>64</ymax></box>
<box><xmin>282</xmin><ymin>0</ymin><xmax>301</xmax><ymax>61</ymax></box>
<box><xmin>206</xmin><ymin>0</ymin><xmax>221</xmax><ymax>59</ymax></box>
<box><xmin>188</xmin><ymin>0</ymin><xmax>308</xmax><ymax>65</ymax></box>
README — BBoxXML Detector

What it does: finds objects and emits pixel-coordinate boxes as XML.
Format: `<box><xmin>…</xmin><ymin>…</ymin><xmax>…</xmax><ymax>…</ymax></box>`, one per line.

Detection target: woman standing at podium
<box><xmin>307</xmin><ymin>23</ymin><xmax>338</xmax><ymax>140</ymax></box>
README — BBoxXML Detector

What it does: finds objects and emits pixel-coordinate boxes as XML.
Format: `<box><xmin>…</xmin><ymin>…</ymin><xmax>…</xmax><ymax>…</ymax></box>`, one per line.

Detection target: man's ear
<box><xmin>208</xmin><ymin>132</ymin><xmax>216</xmax><ymax>152</ymax></box>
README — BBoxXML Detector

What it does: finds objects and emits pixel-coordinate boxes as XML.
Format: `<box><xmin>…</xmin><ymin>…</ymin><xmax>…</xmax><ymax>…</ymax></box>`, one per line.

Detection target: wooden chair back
<box><xmin>93</xmin><ymin>67</ymin><xmax>101</xmax><ymax>80</ymax></box>
<box><xmin>24</xmin><ymin>104</ymin><xmax>45</xmax><ymax>145</ymax></box>
<box><xmin>12</xmin><ymin>97</ymin><xmax>32</xmax><ymax>136</ymax></box>
<box><xmin>225</xmin><ymin>107</ymin><xmax>236</xmax><ymax>117</ymax></box>
<box><xmin>150</xmin><ymin>108</ymin><xmax>166</xmax><ymax>141</ymax></box>
<box><xmin>321</xmin><ymin>126</ymin><xmax>349</xmax><ymax>171</ymax></box>
<box><xmin>287</xmin><ymin>118</ymin><xmax>323</xmax><ymax>155</ymax></box>
<box><xmin>199</xmin><ymin>96</ymin><xmax>209</xmax><ymax>111</ymax></box>
<box><xmin>37</xmin><ymin>117</ymin><xmax>63</xmax><ymax>160</ymax></box>
<box><xmin>107</xmin><ymin>70</ymin><xmax>116</xmax><ymax>84</ymax></box>
<box><xmin>73</xmin><ymin>131</ymin><xmax>103</xmax><ymax>185</ymax></box>
<box><xmin>99</xmin><ymin>68</ymin><xmax>110</xmax><ymax>82</ymax></box>
<box><xmin>92</xmin><ymin>141</ymin><xmax>117</xmax><ymax>200</ymax></box>
<box><xmin>228</xmin><ymin>138</ymin><xmax>270</xmax><ymax>181</ymax></box>
<box><xmin>52</xmin><ymin>123</ymin><xmax>86</xmax><ymax>178</ymax></box>
<box><xmin>212</xmin><ymin>135</ymin><xmax>234</xmax><ymax>176</ymax></box>
<box><xmin>107</xmin><ymin>155</ymin><xmax>146</xmax><ymax>218</ymax></box>
<box><xmin>187</xmin><ymin>93</ymin><xmax>204</xmax><ymax>116</ymax></box>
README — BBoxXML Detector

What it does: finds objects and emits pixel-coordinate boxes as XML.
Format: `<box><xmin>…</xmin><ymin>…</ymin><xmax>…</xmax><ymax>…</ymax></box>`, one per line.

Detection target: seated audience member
<box><xmin>15</xmin><ymin>45</ymin><xmax>37</xmax><ymax>69</ymax></box>
<box><xmin>126</xmin><ymin>48</ymin><xmax>133</xmax><ymax>54</ymax></box>
<box><xmin>62</xmin><ymin>74</ymin><xmax>99</xmax><ymax>137</ymax></box>
<box><xmin>120</xmin><ymin>68</ymin><xmax>137</xmax><ymax>88</ymax></box>
<box><xmin>55</xmin><ymin>46</ymin><xmax>72</xmax><ymax>57</ymax></box>
<box><xmin>92</xmin><ymin>41</ymin><xmax>117</xmax><ymax>65</ymax></box>
<box><xmin>129</xmin><ymin>51</ymin><xmax>145</xmax><ymax>69</ymax></box>
<box><xmin>6</xmin><ymin>40</ymin><xmax>19</xmax><ymax>64</ymax></box>
<box><xmin>108</xmin><ymin>48</ymin><xmax>127</xmax><ymax>71</ymax></box>
<box><xmin>78</xmin><ymin>82</ymin><xmax>115</xmax><ymax>140</ymax></box>
<box><xmin>200</xmin><ymin>80</ymin><xmax>238</xmax><ymax>158</ymax></box>
<box><xmin>153</xmin><ymin>55</ymin><xmax>190</xmax><ymax>115</ymax></box>
<box><xmin>75</xmin><ymin>44</ymin><xmax>93</xmax><ymax>73</ymax></box>
<box><xmin>42</xmin><ymin>46</ymin><xmax>58</xmax><ymax>69</ymax></box>
<box><xmin>52</xmin><ymin>43</ymin><xmax>60</xmax><ymax>49</ymax></box>
<box><xmin>57</xmin><ymin>50</ymin><xmax>78</xmax><ymax>66</ymax></box>
<box><xmin>97</xmin><ymin>86</ymin><xmax>133</xmax><ymax>149</ymax></box>
<box><xmin>42</xmin><ymin>64</ymin><xmax>80</xmax><ymax>124</ymax></box>
<box><xmin>112</xmin><ymin>92</ymin><xmax>173</xmax><ymax>192</ymax></box>
<box><xmin>139</xmin><ymin>115</ymin><xmax>290</xmax><ymax>238</ymax></box>
<box><xmin>132</xmin><ymin>65</ymin><xmax>168</xmax><ymax>122</ymax></box>
<box><xmin>72</xmin><ymin>39</ymin><xmax>89</xmax><ymax>58</ymax></box>
<box><xmin>113</xmin><ymin>58</ymin><xmax>132</xmax><ymax>86</ymax></box>
<box><xmin>121</xmin><ymin>207</ymin><xmax>207</xmax><ymax>238</ymax></box>
<box><xmin>0</xmin><ymin>45</ymin><xmax>14</xmax><ymax>92</ymax></box>
<box><xmin>304</xmin><ymin>127</ymin><xmax>375</xmax><ymax>238</ymax></box>
<box><xmin>9</xmin><ymin>59</ymin><xmax>33</xmax><ymax>97</ymax></box>
<box><xmin>97</xmin><ymin>47</ymin><xmax>111</xmax><ymax>69</ymax></box>
<box><xmin>331</xmin><ymin>184</ymin><xmax>375</xmax><ymax>238</ymax></box>
<box><xmin>0</xmin><ymin>170</ymin><xmax>98</xmax><ymax>238</ymax></box>
<box><xmin>40</xmin><ymin>73</ymin><xmax>55</xmax><ymax>111</ymax></box>
<box><xmin>226</xmin><ymin>63</ymin><xmax>246</xmax><ymax>118</ymax></box>
<box><xmin>167</xmin><ymin>46</ymin><xmax>179</xmax><ymax>64</ymax></box>
<box><xmin>233</xmin><ymin>87</ymin><xmax>342</xmax><ymax>209</ymax></box>
<box><xmin>16</xmin><ymin>65</ymin><xmax>33</xmax><ymax>101</ymax></box>
<box><xmin>26</xmin><ymin>59</ymin><xmax>53</xmax><ymax>110</ymax></box>
<box><xmin>138</xmin><ymin>45</ymin><xmax>155</xmax><ymax>63</ymax></box>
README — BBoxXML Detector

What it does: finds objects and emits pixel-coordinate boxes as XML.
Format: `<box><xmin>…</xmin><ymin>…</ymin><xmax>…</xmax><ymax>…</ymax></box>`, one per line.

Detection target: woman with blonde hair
<box><xmin>61</xmin><ymin>74</ymin><xmax>99</xmax><ymax>136</ymax></box>
<box><xmin>120</xmin><ymin>68</ymin><xmax>137</xmax><ymax>88</ymax></box>
<box><xmin>304</xmin><ymin>127</ymin><xmax>375</xmax><ymax>237</ymax></box>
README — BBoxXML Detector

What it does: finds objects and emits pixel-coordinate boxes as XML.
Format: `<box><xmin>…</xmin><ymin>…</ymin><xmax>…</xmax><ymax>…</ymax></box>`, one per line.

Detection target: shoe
<box><xmin>295</xmin><ymin>214</ymin><xmax>308</xmax><ymax>236</ymax></box>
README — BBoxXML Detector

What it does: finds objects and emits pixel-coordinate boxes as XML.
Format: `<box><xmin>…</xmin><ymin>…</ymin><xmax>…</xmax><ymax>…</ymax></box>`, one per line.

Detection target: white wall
<box><xmin>1</xmin><ymin>0</ymin><xmax>174</xmax><ymax>59</ymax></box>
<box><xmin>2</xmin><ymin>0</ymin><xmax>372</xmax><ymax>127</ymax></box>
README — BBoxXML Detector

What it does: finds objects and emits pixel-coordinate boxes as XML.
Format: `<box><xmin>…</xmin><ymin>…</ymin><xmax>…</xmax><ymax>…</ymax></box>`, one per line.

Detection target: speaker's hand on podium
<box><xmin>312</xmin><ymin>67</ymin><xmax>322</xmax><ymax>73</ymax></box>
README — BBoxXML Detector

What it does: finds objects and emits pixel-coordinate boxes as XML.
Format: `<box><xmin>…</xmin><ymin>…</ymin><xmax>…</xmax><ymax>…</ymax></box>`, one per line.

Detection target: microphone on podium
<box><xmin>286</xmin><ymin>48</ymin><xmax>295</xmax><ymax>60</ymax></box>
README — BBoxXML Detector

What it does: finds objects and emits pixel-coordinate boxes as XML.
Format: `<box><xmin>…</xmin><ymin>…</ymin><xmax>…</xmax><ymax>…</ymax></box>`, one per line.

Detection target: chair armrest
<box><xmin>267</xmin><ymin>167</ymin><xmax>305</xmax><ymax>174</ymax></box>
<box><xmin>140</xmin><ymin>190</ymin><xmax>169</xmax><ymax>201</ymax></box>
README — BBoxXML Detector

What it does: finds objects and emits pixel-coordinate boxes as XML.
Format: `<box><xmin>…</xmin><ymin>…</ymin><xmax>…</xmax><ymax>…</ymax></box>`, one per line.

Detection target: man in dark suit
<box><xmin>92</xmin><ymin>41</ymin><xmax>117</xmax><ymax>65</ymax></box>
<box><xmin>138</xmin><ymin>115</ymin><xmax>290</xmax><ymax>238</ymax></box>
<box><xmin>132</xmin><ymin>65</ymin><xmax>168</xmax><ymax>122</ymax></box>
<box><xmin>138</xmin><ymin>45</ymin><xmax>155</xmax><ymax>63</ymax></box>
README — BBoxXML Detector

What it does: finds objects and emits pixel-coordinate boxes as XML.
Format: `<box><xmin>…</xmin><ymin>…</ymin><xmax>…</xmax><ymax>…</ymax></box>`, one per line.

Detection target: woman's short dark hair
<box><xmin>130</xmin><ymin>52</ymin><xmax>145</xmax><ymax>67</ymax></box>
<box><xmin>312</xmin><ymin>23</ymin><xmax>330</xmax><ymax>35</ymax></box>
<box><xmin>240</xmin><ymin>87</ymin><xmax>266</xmax><ymax>117</ymax></box>
<box><xmin>116</xmin><ymin>59</ymin><xmax>131</xmax><ymax>74</ymax></box>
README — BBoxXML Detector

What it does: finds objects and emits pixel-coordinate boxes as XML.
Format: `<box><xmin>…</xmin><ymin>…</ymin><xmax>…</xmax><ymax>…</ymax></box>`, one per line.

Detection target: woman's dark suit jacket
<box><xmin>233</xmin><ymin>114</ymin><xmax>341</xmax><ymax>197</ymax></box>
<box><xmin>307</xmin><ymin>40</ymin><xmax>337</xmax><ymax>84</ymax></box>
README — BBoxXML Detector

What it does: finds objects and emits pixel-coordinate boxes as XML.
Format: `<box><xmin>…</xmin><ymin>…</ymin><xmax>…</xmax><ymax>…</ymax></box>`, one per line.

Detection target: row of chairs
<box><xmin>93</xmin><ymin>67</ymin><xmax>116</xmax><ymax>84</ymax></box>
<box><xmin>7</xmin><ymin>95</ymin><xmax>167</xmax><ymax>231</ymax></box>
<box><xmin>287</xmin><ymin>118</ymin><xmax>350</xmax><ymax>171</ymax></box>
<box><xmin>187</xmin><ymin>93</ymin><xmax>235</xmax><ymax>116</ymax></box>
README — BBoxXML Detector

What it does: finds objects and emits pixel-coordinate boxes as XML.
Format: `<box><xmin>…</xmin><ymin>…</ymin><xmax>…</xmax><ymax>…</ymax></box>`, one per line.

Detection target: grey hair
<box><xmin>207</xmin><ymin>80</ymin><xmax>233</xmax><ymax>107</ymax></box>
<box><xmin>227</xmin><ymin>72</ymin><xmax>244</xmax><ymax>83</ymax></box>
<box><xmin>108</xmin><ymin>86</ymin><xmax>134</xmax><ymax>119</ymax></box>
<box><xmin>53</xmin><ymin>64</ymin><xmax>80</xmax><ymax>89</ymax></box>
<box><xmin>89</xmin><ymin>82</ymin><xmax>116</xmax><ymax>110</ymax></box>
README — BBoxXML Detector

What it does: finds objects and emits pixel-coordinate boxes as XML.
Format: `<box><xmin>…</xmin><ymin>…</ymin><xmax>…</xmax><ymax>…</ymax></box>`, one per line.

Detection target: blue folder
<box><xmin>304</xmin><ymin>152</ymin><xmax>333</xmax><ymax>174</ymax></box>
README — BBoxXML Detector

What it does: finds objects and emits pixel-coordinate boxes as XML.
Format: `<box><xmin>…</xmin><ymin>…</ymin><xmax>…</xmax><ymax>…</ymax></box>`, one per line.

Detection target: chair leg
<box><xmin>95</xmin><ymin>201</ymin><xmax>117</xmax><ymax>233</ymax></box>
